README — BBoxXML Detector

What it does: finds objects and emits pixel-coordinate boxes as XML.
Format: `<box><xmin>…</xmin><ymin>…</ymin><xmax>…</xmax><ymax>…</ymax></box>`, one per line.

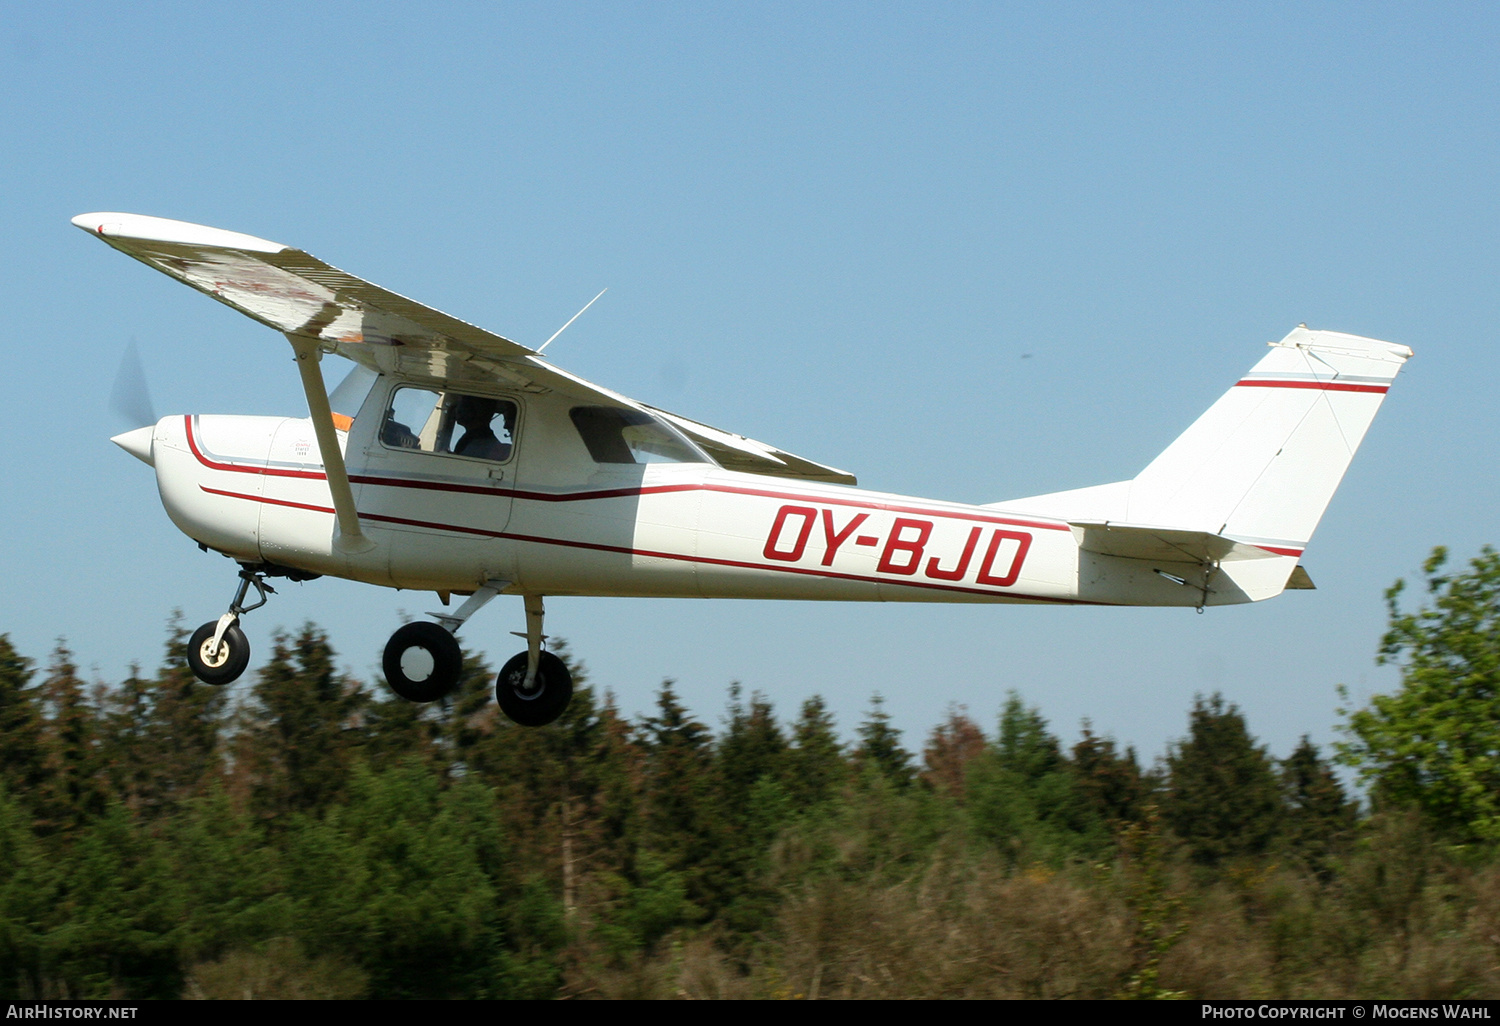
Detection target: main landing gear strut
<box><xmin>380</xmin><ymin>584</ymin><xmax>573</xmax><ymax>727</ymax></box>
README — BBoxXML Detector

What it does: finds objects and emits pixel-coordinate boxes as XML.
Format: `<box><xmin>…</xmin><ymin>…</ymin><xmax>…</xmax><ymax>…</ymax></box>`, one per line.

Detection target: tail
<box><xmin>999</xmin><ymin>325</ymin><xmax>1413</xmax><ymax>602</ymax></box>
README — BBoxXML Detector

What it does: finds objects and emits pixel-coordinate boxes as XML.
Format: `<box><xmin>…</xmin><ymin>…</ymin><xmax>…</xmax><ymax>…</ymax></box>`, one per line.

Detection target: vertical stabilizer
<box><xmin>1124</xmin><ymin>325</ymin><xmax>1411</xmax><ymax>550</ymax></box>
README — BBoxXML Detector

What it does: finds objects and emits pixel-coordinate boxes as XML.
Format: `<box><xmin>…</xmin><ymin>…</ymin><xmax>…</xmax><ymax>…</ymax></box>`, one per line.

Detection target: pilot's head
<box><xmin>454</xmin><ymin>395</ymin><xmax>500</xmax><ymax>430</ymax></box>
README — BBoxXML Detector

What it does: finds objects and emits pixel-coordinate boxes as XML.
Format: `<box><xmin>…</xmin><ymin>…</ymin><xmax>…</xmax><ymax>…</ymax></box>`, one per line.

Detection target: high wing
<box><xmin>72</xmin><ymin>212</ymin><xmax>855</xmax><ymax>486</ymax></box>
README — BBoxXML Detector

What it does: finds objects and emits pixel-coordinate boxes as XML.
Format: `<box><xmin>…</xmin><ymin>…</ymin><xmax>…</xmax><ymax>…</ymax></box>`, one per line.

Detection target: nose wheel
<box><xmin>187</xmin><ymin>565</ymin><xmax>274</xmax><ymax>686</ymax></box>
<box><xmin>188</xmin><ymin>621</ymin><xmax>250</xmax><ymax>685</ymax></box>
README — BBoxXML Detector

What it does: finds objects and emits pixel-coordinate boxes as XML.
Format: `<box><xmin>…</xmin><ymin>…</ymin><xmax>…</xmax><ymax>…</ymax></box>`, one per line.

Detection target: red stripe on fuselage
<box><xmin>198</xmin><ymin>485</ymin><xmax>1101</xmax><ymax>605</ymax></box>
<box><xmin>184</xmin><ymin>415</ymin><xmax>326</xmax><ymax>479</ymax></box>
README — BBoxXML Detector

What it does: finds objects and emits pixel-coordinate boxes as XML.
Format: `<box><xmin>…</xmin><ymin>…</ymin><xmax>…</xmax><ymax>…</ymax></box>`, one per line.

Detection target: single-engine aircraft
<box><xmin>75</xmin><ymin>212</ymin><xmax>1413</xmax><ymax>727</ymax></box>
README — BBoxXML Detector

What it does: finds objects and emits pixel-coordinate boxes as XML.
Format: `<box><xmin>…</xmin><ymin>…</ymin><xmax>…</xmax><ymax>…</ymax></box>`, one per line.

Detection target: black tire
<box><xmin>383</xmin><ymin>621</ymin><xmax>464</xmax><ymax>702</ymax></box>
<box><xmin>495</xmin><ymin>650</ymin><xmax>573</xmax><ymax>727</ymax></box>
<box><xmin>187</xmin><ymin>621</ymin><xmax>250</xmax><ymax>686</ymax></box>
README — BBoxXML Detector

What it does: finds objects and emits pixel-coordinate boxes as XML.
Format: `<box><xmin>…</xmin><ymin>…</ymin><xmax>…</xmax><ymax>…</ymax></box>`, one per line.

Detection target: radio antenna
<box><xmin>537</xmin><ymin>288</ymin><xmax>608</xmax><ymax>355</ymax></box>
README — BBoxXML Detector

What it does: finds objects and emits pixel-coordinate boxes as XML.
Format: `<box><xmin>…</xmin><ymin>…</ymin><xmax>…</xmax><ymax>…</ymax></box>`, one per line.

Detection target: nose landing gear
<box><xmin>187</xmin><ymin>566</ymin><xmax>274</xmax><ymax>685</ymax></box>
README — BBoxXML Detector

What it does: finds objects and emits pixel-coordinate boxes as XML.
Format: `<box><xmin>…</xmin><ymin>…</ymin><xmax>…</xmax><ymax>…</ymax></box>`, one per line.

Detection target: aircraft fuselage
<box><xmin>139</xmin><ymin>409</ymin><xmax>1283</xmax><ymax>611</ymax></box>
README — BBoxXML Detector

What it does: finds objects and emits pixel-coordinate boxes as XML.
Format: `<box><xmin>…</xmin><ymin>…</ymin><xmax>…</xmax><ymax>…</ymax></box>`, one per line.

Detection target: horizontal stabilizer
<box><xmin>1286</xmin><ymin>565</ymin><xmax>1316</xmax><ymax>590</ymax></box>
<box><xmin>1068</xmin><ymin>521</ymin><xmax>1282</xmax><ymax>564</ymax></box>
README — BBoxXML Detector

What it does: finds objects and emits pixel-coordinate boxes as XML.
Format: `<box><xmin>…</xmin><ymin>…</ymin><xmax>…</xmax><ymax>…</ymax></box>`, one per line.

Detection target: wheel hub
<box><xmin>399</xmin><ymin>646</ymin><xmax>435</xmax><ymax>682</ymax></box>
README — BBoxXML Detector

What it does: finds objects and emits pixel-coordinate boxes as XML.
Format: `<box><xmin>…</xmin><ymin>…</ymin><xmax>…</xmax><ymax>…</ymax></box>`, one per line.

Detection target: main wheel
<box><xmin>495</xmin><ymin>650</ymin><xmax>573</xmax><ymax>727</ymax></box>
<box><xmin>383</xmin><ymin>621</ymin><xmax>464</xmax><ymax>702</ymax></box>
<box><xmin>187</xmin><ymin>621</ymin><xmax>250</xmax><ymax>686</ymax></box>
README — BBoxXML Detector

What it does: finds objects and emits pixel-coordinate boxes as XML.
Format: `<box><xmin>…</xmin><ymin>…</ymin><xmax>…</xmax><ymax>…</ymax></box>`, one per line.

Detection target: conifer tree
<box><xmin>0</xmin><ymin>783</ymin><xmax>52</xmax><ymax>998</ymax></box>
<box><xmin>139</xmin><ymin>620</ymin><xmax>229</xmax><ymax>812</ymax></box>
<box><xmin>968</xmin><ymin>694</ymin><xmax>1100</xmax><ymax>861</ymax></box>
<box><xmin>237</xmin><ymin>625</ymin><xmax>364</xmax><ymax>822</ymax></box>
<box><xmin>580</xmin><ymin>691</ymin><xmax>645</xmax><ymax>880</ymax></box>
<box><xmin>640</xmin><ymin>681</ymin><xmax>713</xmax><ymax>859</ymax></box>
<box><xmin>716</xmin><ymin>684</ymin><xmax>787</xmax><ymax>812</ymax></box>
<box><xmin>1279</xmin><ymin>736</ymin><xmax>1356</xmax><ymax>877</ymax></box>
<box><xmin>97</xmin><ymin>666</ymin><xmax>153</xmax><ymax>814</ymax></box>
<box><xmin>1071</xmin><ymin>720</ymin><xmax>1149</xmax><ymax>827</ymax></box>
<box><xmin>1164</xmin><ymin>693</ymin><xmax>1281</xmax><ymax>865</ymax></box>
<box><xmin>785</xmin><ymin>694</ymin><xmax>845</xmax><ymax>808</ymax></box>
<box><xmin>0</xmin><ymin>635</ymin><xmax>44</xmax><ymax>807</ymax></box>
<box><xmin>35</xmin><ymin>643</ymin><xmax>105</xmax><ymax>835</ymax></box>
<box><xmin>996</xmin><ymin>694</ymin><xmax>1062</xmax><ymax>775</ymax></box>
<box><xmin>853</xmin><ymin>693</ymin><xmax>913</xmax><ymax>788</ymax></box>
<box><xmin>708</xmin><ymin>686</ymin><xmax>790</xmax><ymax>935</ymax></box>
<box><xmin>635</xmin><ymin>680</ymin><xmax>714</xmax><ymax>929</ymax></box>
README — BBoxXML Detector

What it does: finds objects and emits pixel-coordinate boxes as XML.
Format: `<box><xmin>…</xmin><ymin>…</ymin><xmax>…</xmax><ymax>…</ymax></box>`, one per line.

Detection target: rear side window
<box><xmin>569</xmin><ymin>406</ymin><xmax>703</xmax><ymax>465</ymax></box>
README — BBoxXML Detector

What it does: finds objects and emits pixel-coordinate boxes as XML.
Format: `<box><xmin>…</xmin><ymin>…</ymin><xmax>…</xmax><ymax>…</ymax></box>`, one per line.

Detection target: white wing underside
<box><xmin>74</xmin><ymin>213</ymin><xmax>856</xmax><ymax>485</ymax></box>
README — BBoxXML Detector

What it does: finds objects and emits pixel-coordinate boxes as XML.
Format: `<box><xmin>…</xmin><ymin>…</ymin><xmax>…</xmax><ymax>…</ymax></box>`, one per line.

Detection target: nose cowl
<box><xmin>111</xmin><ymin>424</ymin><xmax>155</xmax><ymax>466</ymax></box>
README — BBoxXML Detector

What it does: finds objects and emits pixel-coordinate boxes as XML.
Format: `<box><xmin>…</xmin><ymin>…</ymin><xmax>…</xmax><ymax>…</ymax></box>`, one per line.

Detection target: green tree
<box><xmin>640</xmin><ymin>681</ymin><xmax>713</xmax><ymax>857</ymax></box>
<box><xmin>1071</xmin><ymin>721</ymin><xmax>1149</xmax><ymax>828</ymax></box>
<box><xmin>708</xmin><ymin>686</ymin><xmax>791</xmax><ymax>934</ymax></box>
<box><xmin>237</xmin><ymin>625</ymin><xmax>364</xmax><ymax>823</ymax></box>
<box><xmin>1163</xmin><ymin>693</ymin><xmax>1281</xmax><ymax>866</ymax></box>
<box><xmin>1339</xmin><ymin>545</ymin><xmax>1500</xmax><ymax>842</ymax></box>
<box><xmin>1278</xmin><ymin>736</ymin><xmax>1356</xmax><ymax>877</ymax></box>
<box><xmin>0</xmin><ymin>636</ymin><xmax>44</xmax><ymax>807</ymax></box>
<box><xmin>45</xmin><ymin>800</ymin><xmax>181</xmax><ymax>997</ymax></box>
<box><xmin>784</xmin><ymin>695</ymin><xmax>846</xmax><ymax>808</ymax></box>
<box><xmin>853</xmin><ymin>693</ymin><xmax>913</xmax><ymax>788</ymax></box>
<box><xmin>99</xmin><ymin>621</ymin><xmax>230</xmax><ymax>817</ymax></box>
<box><xmin>716</xmin><ymin>684</ymin><xmax>787</xmax><ymax>813</ymax></box>
<box><xmin>35</xmin><ymin>644</ymin><xmax>106</xmax><ymax>836</ymax></box>
<box><xmin>967</xmin><ymin>694</ymin><xmax>1101</xmax><ymax>862</ymax></box>
<box><xmin>284</xmin><ymin>762</ymin><xmax>516</xmax><ymax>998</ymax></box>
<box><xmin>0</xmin><ymin>783</ymin><xmax>53</xmax><ymax>998</ymax></box>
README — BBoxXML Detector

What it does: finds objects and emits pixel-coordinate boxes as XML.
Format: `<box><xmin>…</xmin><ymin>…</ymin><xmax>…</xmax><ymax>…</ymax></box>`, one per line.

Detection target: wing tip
<box><xmin>71</xmin><ymin>212</ymin><xmax>287</xmax><ymax>254</ymax></box>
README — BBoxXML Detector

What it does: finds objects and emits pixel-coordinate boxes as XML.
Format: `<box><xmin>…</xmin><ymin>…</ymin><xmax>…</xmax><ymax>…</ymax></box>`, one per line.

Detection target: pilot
<box><xmin>450</xmin><ymin>395</ymin><xmax>512</xmax><ymax>461</ymax></box>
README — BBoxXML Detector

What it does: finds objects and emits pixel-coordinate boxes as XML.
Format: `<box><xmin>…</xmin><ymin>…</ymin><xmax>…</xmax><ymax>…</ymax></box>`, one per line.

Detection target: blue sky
<box><xmin>3</xmin><ymin>2</ymin><xmax>1496</xmax><ymax>767</ymax></box>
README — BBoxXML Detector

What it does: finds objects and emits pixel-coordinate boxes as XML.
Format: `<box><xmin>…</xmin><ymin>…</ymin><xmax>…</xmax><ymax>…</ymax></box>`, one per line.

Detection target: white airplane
<box><xmin>76</xmin><ymin>212</ymin><xmax>1413</xmax><ymax>727</ymax></box>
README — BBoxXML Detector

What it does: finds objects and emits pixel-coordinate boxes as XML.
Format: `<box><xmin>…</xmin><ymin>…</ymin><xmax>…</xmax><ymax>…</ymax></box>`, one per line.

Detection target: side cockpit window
<box><xmin>381</xmin><ymin>386</ymin><xmax>517</xmax><ymax>463</ymax></box>
<box><xmin>570</xmin><ymin>406</ymin><xmax>704</xmax><ymax>465</ymax></box>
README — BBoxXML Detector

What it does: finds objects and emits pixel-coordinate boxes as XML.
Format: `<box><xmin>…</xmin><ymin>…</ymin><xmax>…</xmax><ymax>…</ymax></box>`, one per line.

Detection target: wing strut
<box><xmin>287</xmin><ymin>334</ymin><xmax>375</xmax><ymax>553</ymax></box>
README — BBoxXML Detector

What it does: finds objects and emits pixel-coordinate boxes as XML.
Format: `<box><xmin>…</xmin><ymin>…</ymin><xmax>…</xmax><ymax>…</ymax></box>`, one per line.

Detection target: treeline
<box><xmin>1</xmin><ymin>597</ymin><xmax>1498</xmax><ymax>998</ymax></box>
